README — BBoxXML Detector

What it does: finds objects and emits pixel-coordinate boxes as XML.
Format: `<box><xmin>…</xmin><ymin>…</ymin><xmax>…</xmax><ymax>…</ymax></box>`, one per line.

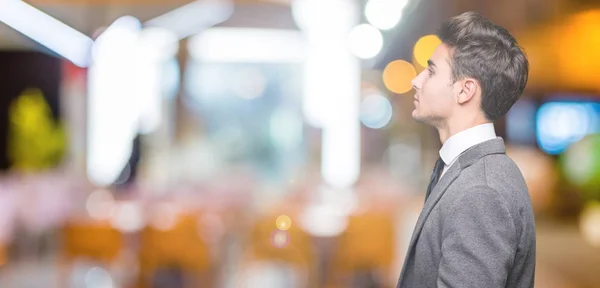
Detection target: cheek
<box><xmin>421</xmin><ymin>79</ymin><xmax>440</xmax><ymax>101</ymax></box>
<box><xmin>422</xmin><ymin>80</ymin><xmax>453</xmax><ymax>109</ymax></box>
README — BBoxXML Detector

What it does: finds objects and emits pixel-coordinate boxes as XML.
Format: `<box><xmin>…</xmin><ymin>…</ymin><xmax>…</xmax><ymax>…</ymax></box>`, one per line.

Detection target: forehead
<box><xmin>430</xmin><ymin>43</ymin><xmax>452</xmax><ymax>70</ymax></box>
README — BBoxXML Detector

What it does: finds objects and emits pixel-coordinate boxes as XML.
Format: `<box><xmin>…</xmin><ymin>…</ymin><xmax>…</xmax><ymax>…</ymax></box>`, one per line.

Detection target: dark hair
<box><xmin>437</xmin><ymin>11</ymin><xmax>529</xmax><ymax>121</ymax></box>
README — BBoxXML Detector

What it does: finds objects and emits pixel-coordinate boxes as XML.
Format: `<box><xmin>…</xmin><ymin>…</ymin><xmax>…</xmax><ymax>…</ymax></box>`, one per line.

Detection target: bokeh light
<box><xmin>298</xmin><ymin>189</ymin><xmax>350</xmax><ymax>238</ymax></box>
<box><xmin>382</xmin><ymin>60</ymin><xmax>416</xmax><ymax>94</ymax></box>
<box><xmin>271</xmin><ymin>230</ymin><xmax>290</xmax><ymax>248</ymax></box>
<box><xmin>110</xmin><ymin>201</ymin><xmax>144</xmax><ymax>233</ymax></box>
<box><xmin>413</xmin><ymin>35</ymin><xmax>441</xmax><ymax>68</ymax></box>
<box><xmin>348</xmin><ymin>24</ymin><xmax>383</xmax><ymax>59</ymax></box>
<box><xmin>364</xmin><ymin>0</ymin><xmax>408</xmax><ymax>30</ymax></box>
<box><xmin>561</xmin><ymin>134</ymin><xmax>600</xmax><ymax>198</ymax></box>
<box><xmin>276</xmin><ymin>215</ymin><xmax>292</xmax><ymax>231</ymax></box>
<box><xmin>580</xmin><ymin>201</ymin><xmax>600</xmax><ymax>248</ymax></box>
<box><xmin>84</xmin><ymin>266</ymin><xmax>114</xmax><ymax>288</ymax></box>
<box><xmin>291</xmin><ymin>0</ymin><xmax>357</xmax><ymax>32</ymax></box>
<box><xmin>360</xmin><ymin>93</ymin><xmax>393</xmax><ymax>129</ymax></box>
<box><xmin>86</xmin><ymin>189</ymin><xmax>115</xmax><ymax>220</ymax></box>
<box><xmin>150</xmin><ymin>202</ymin><xmax>179</xmax><ymax>231</ymax></box>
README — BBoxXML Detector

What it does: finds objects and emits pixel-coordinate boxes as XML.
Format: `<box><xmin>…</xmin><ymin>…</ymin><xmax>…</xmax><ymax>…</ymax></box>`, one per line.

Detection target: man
<box><xmin>396</xmin><ymin>12</ymin><xmax>535</xmax><ymax>288</ymax></box>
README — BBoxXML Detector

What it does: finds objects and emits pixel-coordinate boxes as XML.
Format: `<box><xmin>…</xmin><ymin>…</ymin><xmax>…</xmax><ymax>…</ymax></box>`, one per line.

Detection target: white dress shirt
<box><xmin>438</xmin><ymin>123</ymin><xmax>497</xmax><ymax>177</ymax></box>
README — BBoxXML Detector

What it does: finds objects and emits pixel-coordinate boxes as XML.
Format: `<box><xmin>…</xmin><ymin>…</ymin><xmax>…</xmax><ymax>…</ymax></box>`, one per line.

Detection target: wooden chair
<box><xmin>328</xmin><ymin>211</ymin><xmax>395</xmax><ymax>288</ymax></box>
<box><xmin>137</xmin><ymin>213</ymin><xmax>212</xmax><ymax>288</ymax></box>
<box><xmin>236</xmin><ymin>210</ymin><xmax>316</xmax><ymax>288</ymax></box>
<box><xmin>60</xmin><ymin>220</ymin><xmax>123</xmax><ymax>287</ymax></box>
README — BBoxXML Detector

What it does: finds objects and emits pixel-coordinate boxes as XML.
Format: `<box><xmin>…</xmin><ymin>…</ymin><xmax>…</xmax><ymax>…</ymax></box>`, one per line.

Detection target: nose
<box><xmin>411</xmin><ymin>70</ymin><xmax>425</xmax><ymax>91</ymax></box>
<box><xmin>411</xmin><ymin>76</ymin><xmax>419</xmax><ymax>91</ymax></box>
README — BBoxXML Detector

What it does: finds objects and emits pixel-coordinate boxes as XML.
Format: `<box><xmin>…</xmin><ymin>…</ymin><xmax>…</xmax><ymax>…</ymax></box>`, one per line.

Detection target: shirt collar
<box><xmin>439</xmin><ymin>123</ymin><xmax>497</xmax><ymax>166</ymax></box>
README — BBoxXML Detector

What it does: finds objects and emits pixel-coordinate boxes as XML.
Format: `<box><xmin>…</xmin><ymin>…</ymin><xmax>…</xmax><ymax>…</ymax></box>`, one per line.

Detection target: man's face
<box><xmin>411</xmin><ymin>43</ymin><xmax>457</xmax><ymax>126</ymax></box>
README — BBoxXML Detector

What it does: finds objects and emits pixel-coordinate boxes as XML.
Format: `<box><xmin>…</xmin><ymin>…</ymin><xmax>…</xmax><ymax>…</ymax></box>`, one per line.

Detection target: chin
<box><xmin>411</xmin><ymin>110</ymin><xmax>421</xmax><ymax>121</ymax></box>
<box><xmin>412</xmin><ymin>111</ymin><xmax>431</xmax><ymax>125</ymax></box>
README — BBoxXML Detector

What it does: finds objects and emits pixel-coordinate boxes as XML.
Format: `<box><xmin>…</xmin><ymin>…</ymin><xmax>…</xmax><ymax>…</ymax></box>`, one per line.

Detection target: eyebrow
<box><xmin>427</xmin><ymin>60</ymin><xmax>436</xmax><ymax>68</ymax></box>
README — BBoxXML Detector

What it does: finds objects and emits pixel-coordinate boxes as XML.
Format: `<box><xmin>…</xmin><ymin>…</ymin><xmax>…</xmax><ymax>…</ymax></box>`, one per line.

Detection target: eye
<box><xmin>427</xmin><ymin>68</ymin><xmax>434</xmax><ymax>76</ymax></box>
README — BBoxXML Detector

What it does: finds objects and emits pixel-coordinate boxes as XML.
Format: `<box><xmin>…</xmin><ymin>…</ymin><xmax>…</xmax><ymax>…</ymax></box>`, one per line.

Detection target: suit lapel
<box><xmin>407</xmin><ymin>162</ymin><xmax>461</xmax><ymax>248</ymax></box>
<box><xmin>397</xmin><ymin>162</ymin><xmax>462</xmax><ymax>283</ymax></box>
<box><xmin>396</xmin><ymin>138</ymin><xmax>507</xmax><ymax>287</ymax></box>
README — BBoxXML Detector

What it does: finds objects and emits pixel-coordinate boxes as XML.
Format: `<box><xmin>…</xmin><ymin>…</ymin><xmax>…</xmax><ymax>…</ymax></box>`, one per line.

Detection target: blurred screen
<box><xmin>506</xmin><ymin>99</ymin><xmax>538</xmax><ymax>146</ymax></box>
<box><xmin>536</xmin><ymin>98</ymin><xmax>600</xmax><ymax>155</ymax></box>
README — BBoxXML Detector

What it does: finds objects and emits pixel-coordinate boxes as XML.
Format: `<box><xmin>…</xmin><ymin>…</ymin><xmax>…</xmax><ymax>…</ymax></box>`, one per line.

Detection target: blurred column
<box><xmin>173</xmin><ymin>38</ymin><xmax>194</xmax><ymax>144</ymax></box>
<box><xmin>61</xmin><ymin>62</ymin><xmax>88</xmax><ymax>173</ymax></box>
<box><xmin>133</xmin><ymin>28</ymin><xmax>180</xmax><ymax>191</ymax></box>
<box><xmin>292</xmin><ymin>0</ymin><xmax>361</xmax><ymax>189</ymax></box>
<box><xmin>87</xmin><ymin>16</ymin><xmax>143</xmax><ymax>187</ymax></box>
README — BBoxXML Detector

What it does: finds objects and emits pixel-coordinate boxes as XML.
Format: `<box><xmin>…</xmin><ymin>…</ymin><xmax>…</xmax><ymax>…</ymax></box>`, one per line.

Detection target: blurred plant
<box><xmin>560</xmin><ymin>133</ymin><xmax>600</xmax><ymax>201</ymax></box>
<box><xmin>7</xmin><ymin>88</ymin><xmax>66</xmax><ymax>171</ymax></box>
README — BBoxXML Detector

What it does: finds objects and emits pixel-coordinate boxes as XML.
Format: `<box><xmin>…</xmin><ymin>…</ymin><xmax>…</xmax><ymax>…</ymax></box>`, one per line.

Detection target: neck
<box><xmin>437</xmin><ymin>116</ymin><xmax>491</xmax><ymax>144</ymax></box>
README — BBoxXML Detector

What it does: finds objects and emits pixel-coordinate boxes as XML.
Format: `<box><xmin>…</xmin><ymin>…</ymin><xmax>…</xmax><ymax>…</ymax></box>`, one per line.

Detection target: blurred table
<box><xmin>535</xmin><ymin>220</ymin><xmax>600</xmax><ymax>288</ymax></box>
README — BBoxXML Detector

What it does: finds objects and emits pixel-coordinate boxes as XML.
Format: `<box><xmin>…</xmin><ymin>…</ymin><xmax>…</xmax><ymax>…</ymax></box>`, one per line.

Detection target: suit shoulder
<box><xmin>452</xmin><ymin>154</ymin><xmax>532</xmax><ymax>215</ymax></box>
<box><xmin>481</xmin><ymin>154</ymin><xmax>529</xmax><ymax>201</ymax></box>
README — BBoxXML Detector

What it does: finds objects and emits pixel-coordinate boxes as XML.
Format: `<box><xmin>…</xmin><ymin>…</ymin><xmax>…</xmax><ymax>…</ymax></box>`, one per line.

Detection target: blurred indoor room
<box><xmin>0</xmin><ymin>0</ymin><xmax>600</xmax><ymax>287</ymax></box>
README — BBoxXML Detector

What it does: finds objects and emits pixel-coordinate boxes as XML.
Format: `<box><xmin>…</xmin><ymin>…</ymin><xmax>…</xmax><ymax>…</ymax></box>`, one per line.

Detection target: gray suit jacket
<box><xmin>397</xmin><ymin>138</ymin><xmax>536</xmax><ymax>288</ymax></box>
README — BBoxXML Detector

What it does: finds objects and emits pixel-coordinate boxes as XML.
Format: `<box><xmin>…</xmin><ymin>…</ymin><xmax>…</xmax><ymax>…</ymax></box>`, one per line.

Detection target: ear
<box><xmin>455</xmin><ymin>78</ymin><xmax>478</xmax><ymax>104</ymax></box>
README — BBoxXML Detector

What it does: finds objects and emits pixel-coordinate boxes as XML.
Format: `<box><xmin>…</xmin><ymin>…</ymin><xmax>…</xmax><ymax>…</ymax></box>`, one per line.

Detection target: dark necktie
<box><xmin>425</xmin><ymin>158</ymin><xmax>445</xmax><ymax>203</ymax></box>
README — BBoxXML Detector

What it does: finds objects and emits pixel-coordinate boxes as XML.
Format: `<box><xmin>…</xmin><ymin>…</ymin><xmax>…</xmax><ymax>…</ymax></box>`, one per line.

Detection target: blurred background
<box><xmin>0</xmin><ymin>0</ymin><xmax>599</xmax><ymax>287</ymax></box>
